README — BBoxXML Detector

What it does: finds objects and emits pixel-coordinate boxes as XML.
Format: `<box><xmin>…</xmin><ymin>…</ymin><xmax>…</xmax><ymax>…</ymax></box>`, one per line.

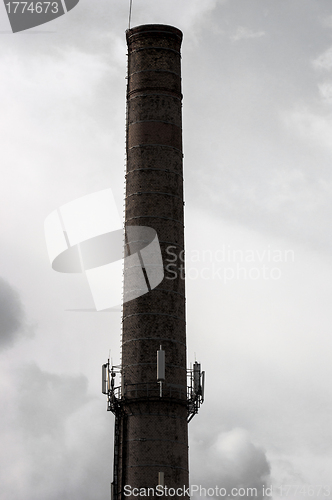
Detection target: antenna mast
<box><xmin>128</xmin><ymin>0</ymin><xmax>133</xmax><ymax>29</ymax></box>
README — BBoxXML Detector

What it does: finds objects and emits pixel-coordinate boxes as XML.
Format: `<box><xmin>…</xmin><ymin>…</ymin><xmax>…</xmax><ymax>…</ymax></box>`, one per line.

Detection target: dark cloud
<box><xmin>0</xmin><ymin>277</ymin><xmax>26</xmax><ymax>348</ymax></box>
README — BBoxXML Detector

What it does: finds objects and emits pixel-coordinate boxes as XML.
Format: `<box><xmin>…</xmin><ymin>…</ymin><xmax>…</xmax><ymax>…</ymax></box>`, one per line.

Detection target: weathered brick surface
<box><xmin>128</xmin><ymin>95</ymin><xmax>182</xmax><ymax>127</ymax></box>
<box><xmin>126</xmin><ymin>145</ymin><xmax>183</xmax><ymax>173</ymax></box>
<box><xmin>116</xmin><ymin>25</ymin><xmax>188</xmax><ymax>500</ymax></box>
<box><xmin>124</xmin><ymin>403</ymin><xmax>188</xmax><ymax>492</ymax></box>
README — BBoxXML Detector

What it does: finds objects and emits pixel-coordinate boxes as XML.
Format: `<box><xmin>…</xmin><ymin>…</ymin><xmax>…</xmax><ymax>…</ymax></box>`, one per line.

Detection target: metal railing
<box><xmin>103</xmin><ymin>361</ymin><xmax>204</xmax><ymax>421</ymax></box>
<box><xmin>123</xmin><ymin>382</ymin><xmax>187</xmax><ymax>400</ymax></box>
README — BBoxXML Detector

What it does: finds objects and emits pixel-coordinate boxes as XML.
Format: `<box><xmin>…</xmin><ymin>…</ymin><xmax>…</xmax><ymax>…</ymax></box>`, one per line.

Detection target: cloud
<box><xmin>282</xmin><ymin>107</ymin><xmax>332</xmax><ymax>152</ymax></box>
<box><xmin>1</xmin><ymin>1</ymin><xmax>332</xmax><ymax>498</ymax></box>
<box><xmin>318</xmin><ymin>81</ymin><xmax>332</xmax><ymax>104</ymax></box>
<box><xmin>0</xmin><ymin>277</ymin><xmax>26</xmax><ymax>349</ymax></box>
<box><xmin>123</xmin><ymin>0</ymin><xmax>221</xmax><ymax>31</ymax></box>
<box><xmin>190</xmin><ymin>428</ymin><xmax>271</xmax><ymax>499</ymax></box>
<box><xmin>313</xmin><ymin>47</ymin><xmax>332</xmax><ymax>71</ymax></box>
<box><xmin>231</xmin><ymin>26</ymin><xmax>265</xmax><ymax>42</ymax></box>
<box><xmin>18</xmin><ymin>364</ymin><xmax>90</xmax><ymax>437</ymax></box>
<box><xmin>0</xmin><ymin>363</ymin><xmax>112</xmax><ymax>500</ymax></box>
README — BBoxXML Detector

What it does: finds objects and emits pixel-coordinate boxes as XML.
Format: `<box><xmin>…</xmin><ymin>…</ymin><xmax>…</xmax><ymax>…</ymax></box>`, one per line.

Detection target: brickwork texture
<box><xmin>115</xmin><ymin>24</ymin><xmax>189</xmax><ymax>499</ymax></box>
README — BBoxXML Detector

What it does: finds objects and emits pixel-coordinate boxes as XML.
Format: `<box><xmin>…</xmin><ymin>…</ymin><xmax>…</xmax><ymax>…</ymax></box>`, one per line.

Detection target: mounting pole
<box><xmin>128</xmin><ymin>0</ymin><xmax>133</xmax><ymax>29</ymax></box>
<box><xmin>157</xmin><ymin>345</ymin><xmax>165</xmax><ymax>397</ymax></box>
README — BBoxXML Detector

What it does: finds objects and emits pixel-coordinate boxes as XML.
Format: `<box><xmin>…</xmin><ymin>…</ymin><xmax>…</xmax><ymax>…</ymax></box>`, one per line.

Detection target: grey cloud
<box><xmin>3</xmin><ymin>364</ymin><xmax>112</xmax><ymax>500</ymax></box>
<box><xmin>0</xmin><ymin>277</ymin><xmax>26</xmax><ymax>349</ymax></box>
<box><xmin>231</xmin><ymin>26</ymin><xmax>265</xmax><ymax>42</ymax></box>
<box><xmin>313</xmin><ymin>46</ymin><xmax>332</xmax><ymax>71</ymax></box>
<box><xmin>18</xmin><ymin>364</ymin><xmax>90</xmax><ymax>437</ymax></box>
<box><xmin>190</xmin><ymin>428</ymin><xmax>271</xmax><ymax>499</ymax></box>
<box><xmin>182</xmin><ymin>0</ymin><xmax>332</xmax><ymax>253</ymax></box>
<box><xmin>2</xmin><ymin>0</ymin><xmax>332</xmax><ymax>497</ymax></box>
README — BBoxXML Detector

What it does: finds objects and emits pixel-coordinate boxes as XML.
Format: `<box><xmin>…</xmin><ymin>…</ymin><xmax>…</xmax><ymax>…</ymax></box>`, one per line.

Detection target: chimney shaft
<box><xmin>115</xmin><ymin>24</ymin><xmax>188</xmax><ymax>497</ymax></box>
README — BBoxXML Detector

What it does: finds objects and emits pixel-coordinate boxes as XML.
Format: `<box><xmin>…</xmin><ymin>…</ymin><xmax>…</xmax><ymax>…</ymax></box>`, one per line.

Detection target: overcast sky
<box><xmin>1</xmin><ymin>1</ymin><xmax>332</xmax><ymax>499</ymax></box>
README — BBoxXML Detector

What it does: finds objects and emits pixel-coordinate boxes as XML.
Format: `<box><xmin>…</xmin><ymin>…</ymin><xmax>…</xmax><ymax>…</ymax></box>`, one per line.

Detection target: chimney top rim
<box><xmin>126</xmin><ymin>24</ymin><xmax>183</xmax><ymax>42</ymax></box>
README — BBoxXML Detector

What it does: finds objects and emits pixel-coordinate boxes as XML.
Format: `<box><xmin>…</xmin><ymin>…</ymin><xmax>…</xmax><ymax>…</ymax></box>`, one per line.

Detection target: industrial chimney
<box><xmin>103</xmin><ymin>24</ymin><xmax>204</xmax><ymax>499</ymax></box>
